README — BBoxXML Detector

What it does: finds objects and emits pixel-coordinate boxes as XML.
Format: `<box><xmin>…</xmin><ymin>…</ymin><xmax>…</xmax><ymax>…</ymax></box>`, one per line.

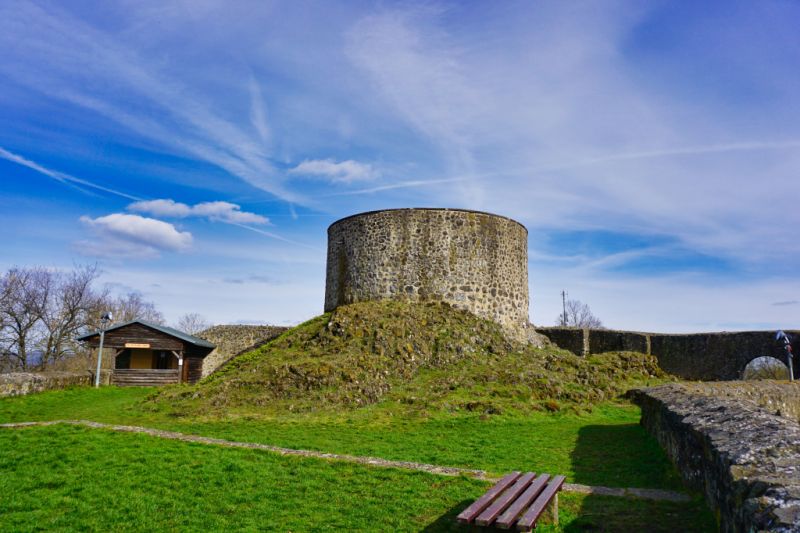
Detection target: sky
<box><xmin>1</xmin><ymin>0</ymin><xmax>799</xmax><ymax>332</ymax></box>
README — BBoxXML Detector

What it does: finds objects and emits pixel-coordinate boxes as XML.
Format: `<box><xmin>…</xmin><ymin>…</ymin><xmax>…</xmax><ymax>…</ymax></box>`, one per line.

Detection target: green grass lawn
<box><xmin>0</xmin><ymin>387</ymin><xmax>680</xmax><ymax>489</ymax></box>
<box><xmin>0</xmin><ymin>424</ymin><xmax>715</xmax><ymax>532</ymax></box>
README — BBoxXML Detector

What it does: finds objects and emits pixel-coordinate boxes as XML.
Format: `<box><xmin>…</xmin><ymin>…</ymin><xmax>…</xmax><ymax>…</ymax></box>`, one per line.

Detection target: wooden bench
<box><xmin>457</xmin><ymin>472</ymin><xmax>566</xmax><ymax>531</ymax></box>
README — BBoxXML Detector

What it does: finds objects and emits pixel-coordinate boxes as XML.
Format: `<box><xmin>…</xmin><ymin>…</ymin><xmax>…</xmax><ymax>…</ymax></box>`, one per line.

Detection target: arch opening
<box><xmin>742</xmin><ymin>356</ymin><xmax>790</xmax><ymax>380</ymax></box>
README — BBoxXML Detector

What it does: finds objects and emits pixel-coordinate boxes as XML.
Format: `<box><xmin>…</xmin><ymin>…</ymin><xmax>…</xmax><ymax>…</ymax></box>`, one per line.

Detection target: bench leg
<box><xmin>540</xmin><ymin>493</ymin><xmax>559</xmax><ymax>526</ymax></box>
<box><xmin>552</xmin><ymin>493</ymin><xmax>558</xmax><ymax>526</ymax></box>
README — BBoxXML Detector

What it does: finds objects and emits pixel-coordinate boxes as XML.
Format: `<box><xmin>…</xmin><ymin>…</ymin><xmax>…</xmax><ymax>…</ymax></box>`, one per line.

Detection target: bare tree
<box><xmin>0</xmin><ymin>267</ymin><xmax>51</xmax><ymax>369</ymax></box>
<box><xmin>37</xmin><ymin>265</ymin><xmax>105</xmax><ymax>368</ymax></box>
<box><xmin>0</xmin><ymin>265</ymin><xmax>165</xmax><ymax>372</ymax></box>
<box><xmin>174</xmin><ymin>313</ymin><xmax>211</xmax><ymax>335</ymax></box>
<box><xmin>102</xmin><ymin>291</ymin><xmax>165</xmax><ymax>326</ymax></box>
<box><xmin>556</xmin><ymin>299</ymin><xmax>603</xmax><ymax>328</ymax></box>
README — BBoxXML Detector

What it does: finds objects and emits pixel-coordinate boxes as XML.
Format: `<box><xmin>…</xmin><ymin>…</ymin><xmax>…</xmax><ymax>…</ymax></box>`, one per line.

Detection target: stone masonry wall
<box><xmin>539</xmin><ymin>327</ymin><xmax>799</xmax><ymax>381</ymax></box>
<box><xmin>199</xmin><ymin>325</ymin><xmax>288</xmax><ymax>377</ymax></box>
<box><xmin>0</xmin><ymin>371</ymin><xmax>92</xmax><ymax>398</ymax></box>
<box><xmin>631</xmin><ymin>383</ymin><xmax>800</xmax><ymax>532</ymax></box>
<box><xmin>536</xmin><ymin>327</ymin><xmax>587</xmax><ymax>355</ymax></box>
<box><xmin>325</xmin><ymin>209</ymin><xmax>529</xmax><ymax>342</ymax></box>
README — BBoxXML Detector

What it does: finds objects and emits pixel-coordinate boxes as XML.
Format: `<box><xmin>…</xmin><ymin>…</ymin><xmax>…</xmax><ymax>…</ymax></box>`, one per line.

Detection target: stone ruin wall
<box><xmin>632</xmin><ymin>383</ymin><xmax>800</xmax><ymax>532</ymax></box>
<box><xmin>199</xmin><ymin>325</ymin><xmax>288</xmax><ymax>377</ymax></box>
<box><xmin>324</xmin><ymin>209</ymin><xmax>530</xmax><ymax>342</ymax></box>
<box><xmin>0</xmin><ymin>371</ymin><xmax>93</xmax><ymax>398</ymax></box>
<box><xmin>539</xmin><ymin>327</ymin><xmax>800</xmax><ymax>381</ymax></box>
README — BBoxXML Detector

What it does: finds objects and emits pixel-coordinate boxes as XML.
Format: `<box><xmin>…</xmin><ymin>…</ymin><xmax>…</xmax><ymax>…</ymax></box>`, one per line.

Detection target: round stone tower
<box><xmin>324</xmin><ymin>208</ymin><xmax>529</xmax><ymax>341</ymax></box>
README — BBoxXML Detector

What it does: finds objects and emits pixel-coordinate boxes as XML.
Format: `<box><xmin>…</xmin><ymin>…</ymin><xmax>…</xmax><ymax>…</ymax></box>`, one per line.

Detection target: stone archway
<box><xmin>742</xmin><ymin>356</ymin><xmax>790</xmax><ymax>380</ymax></box>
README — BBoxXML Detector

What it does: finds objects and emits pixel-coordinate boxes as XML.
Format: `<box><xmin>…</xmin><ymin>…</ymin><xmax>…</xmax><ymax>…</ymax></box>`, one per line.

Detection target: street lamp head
<box><xmin>101</xmin><ymin>312</ymin><xmax>113</xmax><ymax>323</ymax></box>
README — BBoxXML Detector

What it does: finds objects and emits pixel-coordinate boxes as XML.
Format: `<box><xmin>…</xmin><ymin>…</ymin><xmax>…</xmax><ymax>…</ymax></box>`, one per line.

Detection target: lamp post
<box><xmin>776</xmin><ymin>330</ymin><xmax>794</xmax><ymax>382</ymax></box>
<box><xmin>94</xmin><ymin>312</ymin><xmax>113</xmax><ymax>388</ymax></box>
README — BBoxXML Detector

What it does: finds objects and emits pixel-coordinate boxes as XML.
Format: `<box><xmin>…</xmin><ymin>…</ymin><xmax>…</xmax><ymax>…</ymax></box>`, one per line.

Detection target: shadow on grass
<box><xmin>567</xmin><ymin>423</ymin><xmax>715</xmax><ymax>532</ymax></box>
<box><xmin>420</xmin><ymin>423</ymin><xmax>715</xmax><ymax>532</ymax></box>
<box><xmin>570</xmin><ymin>423</ymin><xmax>680</xmax><ymax>489</ymax></box>
<box><xmin>419</xmin><ymin>499</ymin><xmax>472</xmax><ymax>532</ymax></box>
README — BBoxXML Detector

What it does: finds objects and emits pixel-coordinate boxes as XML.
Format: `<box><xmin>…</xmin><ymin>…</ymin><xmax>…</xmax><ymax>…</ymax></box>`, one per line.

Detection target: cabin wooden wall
<box><xmin>87</xmin><ymin>323</ymin><xmax>183</xmax><ymax>351</ymax></box>
<box><xmin>186</xmin><ymin>357</ymin><xmax>203</xmax><ymax>384</ymax></box>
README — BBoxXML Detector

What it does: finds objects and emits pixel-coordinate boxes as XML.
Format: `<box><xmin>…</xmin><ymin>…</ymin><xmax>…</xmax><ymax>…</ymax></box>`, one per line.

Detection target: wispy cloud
<box><xmin>248</xmin><ymin>76</ymin><xmax>271</xmax><ymax>145</ymax></box>
<box><xmin>345</xmin><ymin>5</ymin><xmax>482</xmax><ymax>202</ymax></box>
<box><xmin>772</xmin><ymin>300</ymin><xmax>799</xmax><ymax>307</ymax></box>
<box><xmin>288</xmin><ymin>159</ymin><xmax>378</xmax><ymax>184</ymax></box>
<box><xmin>0</xmin><ymin>1</ymin><xmax>302</xmax><ymax>203</ymax></box>
<box><xmin>128</xmin><ymin>199</ymin><xmax>269</xmax><ymax>225</ymax></box>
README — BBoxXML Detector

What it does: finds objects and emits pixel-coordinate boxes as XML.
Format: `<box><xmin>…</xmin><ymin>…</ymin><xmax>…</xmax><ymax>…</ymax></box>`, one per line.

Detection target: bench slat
<box><xmin>475</xmin><ymin>472</ymin><xmax>537</xmax><ymax>526</ymax></box>
<box><xmin>494</xmin><ymin>474</ymin><xmax>550</xmax><ymax>529</ymax></box>
<box><xmin>516</xmin><ymin>475</ymin><xmax>566</xmax><ymax>531</ymax></box>
<box><xmin>456</xmin><ymin>471</ymin><xmax>521</xmax><ymax>524</ymax></box>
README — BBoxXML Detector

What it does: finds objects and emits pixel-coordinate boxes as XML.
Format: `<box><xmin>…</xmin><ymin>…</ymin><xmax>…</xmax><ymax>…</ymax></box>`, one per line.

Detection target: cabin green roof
<box><xmin>76</xmin><ymin>319</ymin><xmax>216</xmax><ymax>349</ymax></box>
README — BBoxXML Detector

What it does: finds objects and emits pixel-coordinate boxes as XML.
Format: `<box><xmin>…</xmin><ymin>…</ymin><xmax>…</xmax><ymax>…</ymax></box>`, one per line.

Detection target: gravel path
<box><xmin>0</xmin><ymin>419</ymin><xmax>689</xmax><ymax>503</ymax></box>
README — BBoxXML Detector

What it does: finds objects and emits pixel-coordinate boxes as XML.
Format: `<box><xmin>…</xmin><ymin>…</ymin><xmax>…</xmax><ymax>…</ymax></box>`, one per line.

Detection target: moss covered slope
<box><xmin>158</xmin><ymin>301</ymin><xmax>667</xmax><ymax>414</ymax></box>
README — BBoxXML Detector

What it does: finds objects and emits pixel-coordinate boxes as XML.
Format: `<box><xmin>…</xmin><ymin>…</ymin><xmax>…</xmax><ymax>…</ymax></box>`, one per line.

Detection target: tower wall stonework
<box><xmin>324</xmin><ymin>208</ymin><xmax>529</xmax><ymax>341</ymax></box>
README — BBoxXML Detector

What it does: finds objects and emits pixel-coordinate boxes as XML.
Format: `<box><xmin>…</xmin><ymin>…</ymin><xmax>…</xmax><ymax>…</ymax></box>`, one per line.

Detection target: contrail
<box><xmin>575</xmin><ymin>140</ymin><xmax>800</xmax><ymax>166</ymax></box>
<box><xmin>227</xmin><ymin>222</ymin><xmax>323</xmax><ymax>251</ymax></box>
<box><xmin>0</xmin><ymin>146</ymin><xmax>143</xmax><ymax>201</ymax></box>
<box><xmin>325</xmin><ymin>177</ymin><xmax>469</xmax><ymax>196</ymax></box>
<box><xmin>323</xmin><ymin>139</ymin><xmax>800</xmax><ymax>197</ymax></box>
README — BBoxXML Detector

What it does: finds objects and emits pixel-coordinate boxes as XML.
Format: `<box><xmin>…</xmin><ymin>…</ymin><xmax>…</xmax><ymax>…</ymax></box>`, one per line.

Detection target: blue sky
<box><xmin>1</xmin><ymin>0</ymin><xmax>799</xmax><ymax>332</ymax></box>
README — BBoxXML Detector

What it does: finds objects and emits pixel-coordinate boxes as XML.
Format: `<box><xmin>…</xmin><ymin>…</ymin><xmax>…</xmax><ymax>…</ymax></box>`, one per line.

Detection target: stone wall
<box><xmin>650</xmin><ymin>331</ymin><xmax>798</xmax><ymax>381</ymax></box>
<box><xmin>199</xmin><ymin>325</ymin><xmax>288</xmax><ymax>377</ymax></box>
<box><xmin>539</xmin><ymin>327</ymin><xmax>799</xmax><ymax>381</ymax></box>
<box><xmin>536</xmin><ymin>327</ymin><xmax>587</xmax><ymax>355</ymax></box>
<box><xmin>325</xmin><ymin>209</ymin><xmax>530</xmax><ymax>342</ymax></box>
<box><xmin>631</xmin><ymin>383</ymin><xmax>800</xmax><ymax>532</ymax></box>
<box><xmin>0</xmin><ymin>371</ymin><xmax>92</xmax><ymax>398</ymax></box>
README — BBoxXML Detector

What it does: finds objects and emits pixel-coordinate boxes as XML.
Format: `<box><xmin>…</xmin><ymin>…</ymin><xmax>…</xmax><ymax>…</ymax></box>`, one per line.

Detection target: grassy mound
<box><xmin>156</xmin><ymin>301</ymin><xmax>668</xmax><ymax>415</ymax></box>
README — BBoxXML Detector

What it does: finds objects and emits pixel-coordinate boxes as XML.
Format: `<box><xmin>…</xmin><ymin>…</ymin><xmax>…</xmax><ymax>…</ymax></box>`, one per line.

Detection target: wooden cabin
<box><xmin>77</xmin><ymin>320</ymin><xmax>216</xmax><ymax>386</ymax></box>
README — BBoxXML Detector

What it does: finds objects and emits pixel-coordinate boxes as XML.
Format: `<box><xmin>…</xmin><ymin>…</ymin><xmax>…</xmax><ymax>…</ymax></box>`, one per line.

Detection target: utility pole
<box><xmin>561</xmin><ymin>290</ymin><xmax>568</xmax><ymax>326</ymax></box>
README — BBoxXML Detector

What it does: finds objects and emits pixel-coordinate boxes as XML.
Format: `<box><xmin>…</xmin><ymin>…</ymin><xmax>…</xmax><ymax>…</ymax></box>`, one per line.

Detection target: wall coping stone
<box><xmin>328</xmin><ymin>207</ymin><xmax>528</xmax><ymax>234</ymax></box>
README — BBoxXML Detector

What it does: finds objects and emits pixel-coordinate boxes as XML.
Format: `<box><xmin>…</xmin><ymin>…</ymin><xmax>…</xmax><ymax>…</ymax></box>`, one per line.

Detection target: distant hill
<box><xmin>154</xmin><ymin>300</ymin><xmax>668</xmax><ymax>416</ymax></box>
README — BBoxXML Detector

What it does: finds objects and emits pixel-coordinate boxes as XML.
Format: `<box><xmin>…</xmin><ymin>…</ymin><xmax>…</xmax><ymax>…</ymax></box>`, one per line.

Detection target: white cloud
<box><xmin>288</xmin><ymin>159</ymin><xmax>378</xmax><ymax>184</ymax></box>
<box><xmin>79</xmin><ymin>213</ymin><xmax>192</xmax><ymax>256</ymax></box>
<box><xmin>127</xmin><ymin>199</ymin><xmax>191</xmax><ymax>218</ymax></box>
<box><xmin>190</xmin><ymin>202</ymin><xmax>269</xmax><ymax>224</ymax></box>
<box><xmin>128</xmin><ymin>199</ymin><xmax>269</xmax><ymax>225</ymax></box>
